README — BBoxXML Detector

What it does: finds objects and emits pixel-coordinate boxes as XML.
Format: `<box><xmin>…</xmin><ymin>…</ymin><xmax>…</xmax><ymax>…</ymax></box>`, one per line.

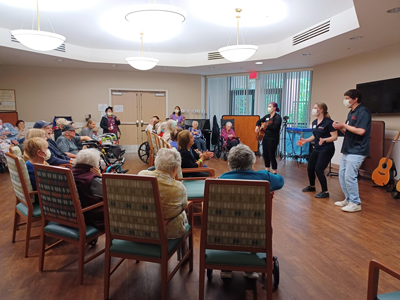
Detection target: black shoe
<box><xmin>315</xmin><ymin>191</ymin><xmax>329</xmax><ymax>198</ymax></box>
<box><xmin>302</xmin><ymin>186</ymin><xmax>316</xmax><ymax>192</ymax></box>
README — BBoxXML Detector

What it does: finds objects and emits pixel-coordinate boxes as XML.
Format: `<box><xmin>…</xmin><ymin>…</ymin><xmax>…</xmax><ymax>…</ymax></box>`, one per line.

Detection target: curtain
<box><xmin>207</xmin><ymin>77</ymin><xmax>229</xmax><ymax>129</ymax></box>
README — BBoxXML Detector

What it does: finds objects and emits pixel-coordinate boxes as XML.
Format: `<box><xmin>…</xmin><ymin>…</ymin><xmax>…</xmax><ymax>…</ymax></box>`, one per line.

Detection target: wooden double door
<box><xmin>111</xmin><ymin>91</ymin><xmax>166</xmax><ymax>147</ymax></box>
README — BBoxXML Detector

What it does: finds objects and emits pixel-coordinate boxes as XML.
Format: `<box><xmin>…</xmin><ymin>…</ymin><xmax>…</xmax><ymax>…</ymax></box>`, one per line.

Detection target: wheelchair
<box><xmin>215</xmin><ymin>119</ymin><xmax>240</xmax><ymax>161</ymax></box>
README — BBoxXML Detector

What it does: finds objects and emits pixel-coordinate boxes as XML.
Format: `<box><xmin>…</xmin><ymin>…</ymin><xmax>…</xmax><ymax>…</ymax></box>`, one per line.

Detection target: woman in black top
<box><xmin>297</xmin><ymin>103</ymin><xmax>338</xmax><ymax>198</ymax></box>
<box><xmin>177</xmin><ymin>130</ymin><xmax>213</xmax><ymax>177</ymax></box>
<box><xmin>255</xmin><ymin>102</ymin><xmax>282</xmax><ymax>174</ymax></box>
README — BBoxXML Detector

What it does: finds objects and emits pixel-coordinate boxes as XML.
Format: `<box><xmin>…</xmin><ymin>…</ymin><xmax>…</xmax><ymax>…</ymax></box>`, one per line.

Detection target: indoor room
<box><xmin>0</xmin><ymin>0</ymin><xmax>400</xmax><ymax>299</ymax></box>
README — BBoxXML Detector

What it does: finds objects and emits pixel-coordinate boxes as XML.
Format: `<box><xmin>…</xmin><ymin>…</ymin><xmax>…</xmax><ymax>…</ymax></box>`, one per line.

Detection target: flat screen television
<box><xmin>356</xmin><ymin>77</ymin><xmax>400</xmax><ymax>114</ymax></box>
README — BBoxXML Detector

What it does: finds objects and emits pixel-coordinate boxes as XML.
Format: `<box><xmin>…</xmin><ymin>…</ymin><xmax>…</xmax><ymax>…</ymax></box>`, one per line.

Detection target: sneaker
<box><xmin>302</xmin><ymin>186</ymin><xmax>316</xmax><ymax>192</ymax></box>
<box><xmin>220</xmin><ymin>271</ymin><xmax>233</xmax><ymax>279</ymax></box>
<box><xmin>244</xmin><ymin>272</ymin><xmax>259</xmax><ymax>279</ymax></box>
<box><xmin>334</xmin><ymin>199</ymin><xmax>349</xmax><ymax>207</ymax></box>
<box><xmin>341</xmin><ymin>203</ymin><xmax>361</xmax><ymax>212</ymax></box>
<box><xmin>315</xmin><ymin>191</ymin><xmax>329</xmax><ymax>198</ymax></box>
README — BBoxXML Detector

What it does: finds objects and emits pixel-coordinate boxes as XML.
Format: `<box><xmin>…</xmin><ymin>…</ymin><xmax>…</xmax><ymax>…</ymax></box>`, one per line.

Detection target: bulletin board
<box><xmin>0</xmin><ymin>90</ymin><xmax>16</xmax><ymax>111</ymax></box>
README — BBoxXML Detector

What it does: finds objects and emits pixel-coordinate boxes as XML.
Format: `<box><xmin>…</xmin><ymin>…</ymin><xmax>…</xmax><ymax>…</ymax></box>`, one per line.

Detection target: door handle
<box><xmin>136</xmin><ymin>120</ymin><xmax>139</xmax><ymax>126</ymax></box>
<box><xmin>141</xmin><ymin>120</ymin><xmax>144</xmax><ymax>126</ymax></box>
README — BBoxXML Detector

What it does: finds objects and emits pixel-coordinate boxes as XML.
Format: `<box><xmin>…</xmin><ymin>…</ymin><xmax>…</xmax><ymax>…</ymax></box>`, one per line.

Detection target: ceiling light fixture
<box><xmin>301</xmin><ymin>53</ymin><xmax>311</xmax><ymax>56</ymax></box>
<box><xmin>255</xmin><ymin>62</ymin><xmax>263</xmax><ymax>65</ymax></box>
<box><xmin>218</xmin><ymin>8</ymin><xmax>258</xmax><ymax>62</ymax></box>
<box><xmin>126</xmin><ymin>32</ymin><xmax>158</xmax><ymax>71</ymax></box>
<box><xmin>350</xmin><ymin>36</ymin><xmax>363</xmax><ymax>40</ymax></box>
<box><xmin>387</xmin><ymin>7</ymin><xmax>400</xmax><ymax>13</ymax></box>
<box><xmin>11</xmin><ymin>0</ymin><xmax>66</xmax><ymax>51</ymax></box>
<box><xmin>55</xmin><ymin>58</ymin><xmax>64</xmax><ymax>62</ymax></box>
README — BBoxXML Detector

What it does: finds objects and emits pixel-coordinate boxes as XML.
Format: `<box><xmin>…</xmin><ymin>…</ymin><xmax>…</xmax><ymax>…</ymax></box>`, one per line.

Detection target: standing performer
<box><xmin>332</xmin><ymin>89</ymin><xmax>371</xmax><ymax>213</ymax></box>
<box><xmin>255</xmin><ymin>102</ymin><xmax>282</xmax><ymax>174</ymax></box>
<box><xmin>169</xmin><ymin>106</ymin><xmax>185</xmax><ymax>128</ymax></box>
<box><xmin>297</xmin><ymin>103</ymin><xmax>338</xmax><ymax>198</ymax></box>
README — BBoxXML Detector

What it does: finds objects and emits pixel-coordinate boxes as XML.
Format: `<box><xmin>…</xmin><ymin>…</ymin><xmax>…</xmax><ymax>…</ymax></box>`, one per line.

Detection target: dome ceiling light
<box><xmin>126</xmin><ymin>32</ymin><xmax>159</xmax><ymax>71</ymax></box>
<box><xmin>11</xmin><ymin>0</ymin><xmax>66</xmax><ymax>52</ymax></box>
<box><xmin>218</xmin><ymin>8</ymin><xmax>258</xmax><ymax>62</ymax></box>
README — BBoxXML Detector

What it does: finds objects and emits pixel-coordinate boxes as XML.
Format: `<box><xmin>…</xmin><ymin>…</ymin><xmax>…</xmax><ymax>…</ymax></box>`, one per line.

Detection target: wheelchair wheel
<box><xmin>138</xmin><ymin>142</ymin><xmax>150</xmax><ymax>164</ymax></box>
<box><xmin>207</xmin><ymin>269</ymin><xmax>213</xmax><ymax>281</ymax></box>
<box><xmin>89</xmin><ymin>237</ymin><xmax>98</xmax><ymax>247</ymax></box>
<box><xmin>215</xmin><ymin>144</ymin><xmax>221</xmax><ymax>158</ymax></box>
<box><xmin>223</xmin><ymin>153</ymin><xmax>227</xmax><ymax>161</ymax></box>
<box><xmin>273</xmin><ymin>256</ymin><xmax>279</xmax><ymax>291</ymax></box>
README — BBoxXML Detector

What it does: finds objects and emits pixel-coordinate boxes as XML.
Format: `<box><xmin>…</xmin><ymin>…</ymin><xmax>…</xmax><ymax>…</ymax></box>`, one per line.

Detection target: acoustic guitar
<box><xmin>372</xmin><ymin>131</ymin><xmax>400</xmax><ymax>186</ymax></box>
<box><xmin>256</xmin><ymin>121</ymin><xmax>273</xmax><ymax>141</ymax></box>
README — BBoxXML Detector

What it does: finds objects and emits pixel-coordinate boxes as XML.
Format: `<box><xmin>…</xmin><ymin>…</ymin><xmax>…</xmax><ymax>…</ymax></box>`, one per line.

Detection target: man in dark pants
<box><xmin>332</xmin><ymin>89</ymin><xmax>371</xmax><ymax>213</ymax></box>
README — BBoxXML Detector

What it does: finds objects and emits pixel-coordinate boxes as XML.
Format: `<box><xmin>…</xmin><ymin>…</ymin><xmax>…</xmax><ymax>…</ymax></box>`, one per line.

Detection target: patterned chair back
<box><xmin>34</xmin><ymin>164</ymin><xmax>83</xmax><ymax>227</ymax></box>
<box><xmin>9</xmin><ymin>146</ymin><xmax>22</xmax><ymax>157</ymax></box>
<box><xmin>5</xmin><ymin>152</ymin><xmax>35</xmax><ymax>205</ymax></box>
<box><xmin>202</xmin><ymin>178</ymin><xmax>271</xmax><ymax>252</ymax></box>
<box><xmin>103</xmin><ymin>174</ymin><xmax>165</xmax><ymax>244</ymax></box>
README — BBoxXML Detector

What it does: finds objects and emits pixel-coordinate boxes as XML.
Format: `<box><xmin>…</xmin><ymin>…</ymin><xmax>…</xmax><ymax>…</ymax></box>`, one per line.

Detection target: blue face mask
<box><xmin>161</xmin><ymin>129</ymin><xmax>165</xmax><ymax>133</ymax></box>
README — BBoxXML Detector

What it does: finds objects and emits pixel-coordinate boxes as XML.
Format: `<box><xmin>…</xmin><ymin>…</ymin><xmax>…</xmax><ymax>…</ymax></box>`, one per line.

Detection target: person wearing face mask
<box><xmin>169</xmin><ymin>106</ymin><xmax>185</xmax><ymax>128</ymax></box>
<box><xmin>23</xmin><ymin>137</ymin><xmax>50</xmax><ymax>191</ymax></box>
<box><xmin>332</xmin><ymin>89</ymin><xmax>371</xmax><ymax>213</ymax></box>
<box><xmin>100</xmin><ymin>106</ymin><xmax>121</xmax><ymax>136</ymax></box>
<box><xmin>297</xmin><ymin>103</ymin><xmax>338</xmax><ymax>198</ymax></box>
<box><xmin>255</xmin><ymin>102</ymin><xmax>282</xmax><ymax>174</ymax></box>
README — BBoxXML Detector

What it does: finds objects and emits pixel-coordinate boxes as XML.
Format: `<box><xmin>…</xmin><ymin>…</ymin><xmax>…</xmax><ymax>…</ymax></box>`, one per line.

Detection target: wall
<box><xmin>0</xmin><ymin>66</ymin><xmax>203</xmax><ymax>123</ymax></box>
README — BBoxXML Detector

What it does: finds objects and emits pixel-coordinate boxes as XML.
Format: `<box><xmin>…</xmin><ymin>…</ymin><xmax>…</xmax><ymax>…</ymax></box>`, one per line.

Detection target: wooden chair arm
<box><xmin>367</xmin><ymin>259</ymin><xmax>400</xmax><ymax>300</ymax></box>
<box><xmin>181</xmin><ymin>167</ymin><xmax>215</xmax><ymax>177</ymax></box>
<box><xmin>58</xmin><ymin>163</ymin><xmax>72</xmax><ymax>170</ymax></box>
<box><xmin>177</xmin><ymin>177</ymin><xmax>216</xmax><ymax>181</ymax></box>
<box><xmin>81</xmin><ymin>202</ymin><xmax>104</xmax><ymax>213</ymax></box>
<box><xmin>28</xmin><ymin>191</ymin><xmax>39</xmax><ymax>195</ymax></box>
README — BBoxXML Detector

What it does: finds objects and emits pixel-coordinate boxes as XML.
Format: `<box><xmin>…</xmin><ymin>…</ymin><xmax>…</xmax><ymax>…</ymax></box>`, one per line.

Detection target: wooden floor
<box><xmin>1</xmin><ymin>153</ymin><xmax>400</xmax><ymax>300</ymax></box>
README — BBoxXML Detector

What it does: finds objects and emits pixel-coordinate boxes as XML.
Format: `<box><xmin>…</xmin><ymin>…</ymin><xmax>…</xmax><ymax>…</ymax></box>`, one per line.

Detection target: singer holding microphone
<box><xmin>297</xmin><ymin>103</ymin><xmax>337</xmax><ymax>198</ymax></box>
<box><xmin>255</xmin><ymin>102</ymin><xmax>282</xmax><ymax>174</ymax></box>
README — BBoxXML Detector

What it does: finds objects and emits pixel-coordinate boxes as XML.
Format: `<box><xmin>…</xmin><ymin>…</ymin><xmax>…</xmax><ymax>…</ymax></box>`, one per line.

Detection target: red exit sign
<box><xmin>249</xmin><ymin>72</ymin><xmax>258</xmax><ymax>79</ymax></box>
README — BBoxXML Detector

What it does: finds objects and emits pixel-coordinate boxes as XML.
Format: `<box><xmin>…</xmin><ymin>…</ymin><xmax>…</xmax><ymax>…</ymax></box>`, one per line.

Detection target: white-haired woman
<box><xmin>139</xmin><ymin>148</ymin><xmax>188</xmax><ymax>239</ymax></box>
<box><xmin>157</xmin><ymin>121</ymin><xmax>168</xmax><ymax>138</ymax></box>
<box><xmin>189</xmin><ymin>121</ymin><xmax>207</xmax><ymax>152</ymax></box>
<box><xmin>162</xmin><ymin>119</ymin><xmax>177</xmax><ymax>144</ymax></box>
<box><xmin>72</xmin><ymin>148</ymin><xmax>104</xmax><ymax>230</ymax></box>
<box><xmin>221</xmin><ymin>121</ymin><xmax>239</xmax><ymax>149</ymax></box>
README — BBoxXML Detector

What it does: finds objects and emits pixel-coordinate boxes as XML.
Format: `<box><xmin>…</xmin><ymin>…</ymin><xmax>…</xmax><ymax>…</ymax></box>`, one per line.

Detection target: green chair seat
<box><xmin>205</xmin><ymin>249</ymin><xmax>266</xmax><ymax>267</ymax></box>
<box><xmin>378</xmin><ymin>291</ymin><xmax>400</xmax><ymax>300</ymax></box>
<box><xmin>44</xmin><ymin>222</ymin><xmax>100</xmax><ymax>240</ymax></box>
<box><xmin>110</xmin><ymin>224</ymin><xmax>191</xmax><ymax>258</ymax></box>
<box><xmin>16</xmin><ymin>202</ymin><xmax>42</xmax><ymax>218</ymax></box>
<box><xmin>183</xmin><ymin>181</ymin><xmax>205</xmax><ymax>199</ymax></box>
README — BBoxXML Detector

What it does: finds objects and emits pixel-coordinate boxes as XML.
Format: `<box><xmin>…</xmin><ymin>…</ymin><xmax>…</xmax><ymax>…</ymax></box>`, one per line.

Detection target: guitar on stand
<box><xmin>372</xmin><ymin>131</ymin><xmax>400</xmax><ymax>187</ymax></box>
<box><xmin>256</xmin><ymin>120</ymin><xmax>273</xmax><ymax>141</ymax></box>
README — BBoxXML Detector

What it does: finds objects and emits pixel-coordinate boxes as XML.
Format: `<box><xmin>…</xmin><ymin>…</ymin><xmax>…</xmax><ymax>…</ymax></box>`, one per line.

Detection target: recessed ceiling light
<box><xmin>350</xmin><ymin>36</ymin><xmax>363</xmax><ymax>40</ymax></box>
<box><xmin>301</xmin><ymin>53</ymin><xmax>311</xmax><ymax>56</ymax></box>
<box><xmin>111</xmin><ymin>64</ymin><xmax>117</xmax><ymax>67</ymax></box>
<box><xmin>255</xmin><ymin>62</ymin><xmax>263</xmax><ymax>65</ymax></box>
<box><xmin>55</xmin><ymin>59</ymin><xmax>64</xmax><ymax>62</ymax></box>
<box><xmin>163</xmin><ymin>67</ymin><xmax>168</xmax><ymax>69</ymax></box>
<box><xmin>387</xmin><ymin>7</ymin><xmax>400</xmax><ymax>13</ymax></box>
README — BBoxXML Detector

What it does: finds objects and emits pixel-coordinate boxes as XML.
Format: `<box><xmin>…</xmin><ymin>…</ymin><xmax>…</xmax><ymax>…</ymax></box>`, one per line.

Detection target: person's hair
<box><xmin>93</xmin><ymin>126</ymin><xmax>98</xmax><ymax>132</ymax></box>
<box><xmin>105</xmin><ymin>106</ymin><xmax>113</xmax><ymax>113</ymax></box>
<box><xmin>315</xmin><ymin>102</ymin><xmax>331</xmax><ymax>119</ymax></box>
<box><xmin>344</xmin><ymin>89</ymin><xmax>362</xmax><ymax>103</ymax></box>
<box><xmin>228</xmin><ymin>144</ymin><xmax>256</xmax><ymax>171</ymax></box>
<box><xmin>157</xmin><ymin>122</ymin><xmax>168</xmax><ymax>135</ymax></box>
<box><xmin>154</xmin><ymin>148</ymin><xmax>181</xmax><ymax>173</ymax></box>
<box><xmin>25</xmin><ymin>128</ymin><xmax>46</xmax><ymax>141</ymax></box>
<box><xmin>170</xmin><ymin>128</ymin><xmax>183</xmax><ymax>141</ymax></box>
<box><xmin>270</xmin><ymin>102</ymin><xmax>280</xmax><ymax>112</ymax></box>
<box><xmin>177</xmin><ymin>130</ymin><xmax>191</xmax><ymax>150</ymax></box>
<box><xmin>192</xmin><ymin>121</ymin><xmax>198</xmax><ymax>127</ymax></box>
<box><xmin>153</xmin><ymin>115</ymin><xmax>160</xmax><ymax>120</ymax></box>
<box><xmin>82</xmin><ymin>118</ymin><xmax>95</xmax><ymax>128</ymax></box>
<box><xmin>172</xmin><ymin>106</ymin><xmax>181</xmax><ymax>116</ymax></box>
<box><xmin>166</xmin><ymin>119</ymin><xmax>177</xmax><ymax>132</ymax></box>
<box><xmin>226</xmin><ymin>121</ymin><xmax>232</xmax><ymax>127</ymax></box>
<box><xmin>153</xmin><ymin>120</ymin><xmax>160</xmax><ymax>131</ymax></box>
<box><xmin>16</xmin><ymin>120</ymin><xmax>24</xmax><ymax>127</ymax></box>
<box><xmin>73</xmin><ymin>148</ymin><xmax>100</xmax><ymax>167</ymax></box>
<box><xmin>23</xmin><ymin>137</ymin><xmax>48</xmax><ymax>161</ymax></box>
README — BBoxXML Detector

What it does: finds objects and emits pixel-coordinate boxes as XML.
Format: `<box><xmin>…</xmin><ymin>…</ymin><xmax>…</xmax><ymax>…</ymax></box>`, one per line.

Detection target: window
<box><xmin>229</xmin><ymin>76</ymin><xmax>255</xmax><ymax>115</ymax></box>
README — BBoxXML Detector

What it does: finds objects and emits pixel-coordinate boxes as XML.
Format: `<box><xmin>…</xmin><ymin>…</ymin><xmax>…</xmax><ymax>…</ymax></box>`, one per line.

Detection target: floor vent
<box><xmin>11</xmin><ymin>33</ymin><xmax>66</xmax><ymax>52</ymax></box>
<box><xmin>293</xmin><ymin>21</ymin><xmax>330</xmax><ymax>46</ymax></box>
<box><xmin>208</xmin><ymin>51</ymin><xmax>223</xmax><ymax>60</ymax></box>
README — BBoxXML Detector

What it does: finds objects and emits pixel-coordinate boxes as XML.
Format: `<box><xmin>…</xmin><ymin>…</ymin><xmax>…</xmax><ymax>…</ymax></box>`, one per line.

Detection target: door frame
<box><xmin>108</xmin><ymin>88</ymin><xmax>169</xmax><ymax>119</ymax></box>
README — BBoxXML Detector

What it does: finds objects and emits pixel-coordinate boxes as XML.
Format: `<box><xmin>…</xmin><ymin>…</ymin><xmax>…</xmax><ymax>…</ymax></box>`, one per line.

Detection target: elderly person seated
<box><xmin>56</xmin><ymin>124</ymin><xmax>92</xmax><ymax>158</ymax></box>
<box><xmin>0</xmin><ymin>118</ymin><xmax>19</xmax><ymax>145</ymax></box>
<box><xmin>54</xmin><ymin>118</ymin><xmax>71</xmax><ymax>141</ymax></box>
<box><xmin>221</xmin><ymin>121</ymin><xmax>239</xmax><ymax>150</ymax></box>
<box><xmin>219</xmin><ymin>143</ymin><xmax>284</xmax><ymax>280</ymax></box>
<box><xmin>145</xmin><ymin>116</ymin><xmax>160</xmax><ymax>132</ymax></box>
<box><xmin>170</xmin><ymin>127</ymin><xmax>182</xmax><ymax>150</ymax></box>
<box><xmin>189</xmin><ymin>121</ymin><xmax>207</xmax><ymax>152</ymax></box>
<box><xmin>16</xmin><ymin>120</ymin><xmax>28</xmax><ymax>142</ymax></box>
<box><xmin>23</xmin><ymin>137</ymin><xmax>50</xmax><ymax>191</ymax></box>
<box><xmin>162</xmin><ymin>119</ymin><xmax>177</xmax><ymax>144</ymax></box>
<box><xmin>72</xmin><ymin>149</ymin><xmax>104</xmax><ymax>230</ymax></box>
<box><xmin>139</xmin><ymin>148</ymin><xmax>188</xmax><ymax>239</ymax></box>
<box><xmin>33</xmin><ymin>120</ymin><xmax>72</xmax><ymax>165</ymax></box>
<box><xmin>178</xmin><ymin>130</ymin><xmax>213</xmax><ymax>177</ymax></box>
<box><xmin>157</xmin><ymin>121</ymin><xmax>168</xmax><ymax>138</ymax></box>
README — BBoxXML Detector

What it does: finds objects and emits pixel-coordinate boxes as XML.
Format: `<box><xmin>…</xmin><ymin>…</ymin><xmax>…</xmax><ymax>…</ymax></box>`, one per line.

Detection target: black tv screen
<box><xmin>356</xmin><ymin>77</ymin><xmax>400</xmax><ymax>114</ymax></box>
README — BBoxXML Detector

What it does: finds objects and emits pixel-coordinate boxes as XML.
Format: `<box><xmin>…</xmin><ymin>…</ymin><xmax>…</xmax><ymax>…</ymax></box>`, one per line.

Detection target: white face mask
<box><xmin>343</xmin><ymin>99</ymin><xmax>352</xmax><ymax>108</ymax></box>
<box><xmin>267</xmin><ymin>107</ymin><xmax>273</xmax><ymax>113</ymax></box>
<box><xmin>107</xmin><ymin>112</ymin><xmax>113</xmax><ymax>116</ymax></box>
<box><xmin>311</xmin><ymin>108</ymin><xmax>318</xmax><ymax>116</ymax></box>
<box><xmin>174</xmin><ymin>109</ymin><xmax>180</xmax><ymax>113</ymax></box>
<box><xmin>44</xmin><ymin>149</ymin><xmax>51</xmax><ymax>161</ymax></box>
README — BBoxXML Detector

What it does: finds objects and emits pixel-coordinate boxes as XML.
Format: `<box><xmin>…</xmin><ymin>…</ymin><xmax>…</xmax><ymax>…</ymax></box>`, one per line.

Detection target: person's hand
<box><xmin>116</xmin><ymin>117</ymin><xmax>120</xmax><ymax>121</ymax></box>
<box><xmin>90</xmin><ymin>167</ymin><xmax>102</xmax><ymax>177</ymax></box>
<box><xmin>332</xmin><ymin>121</ymin><xmax>344</xmax><ymax>129</ymax></box>
<box><xmin>296</xmin><ymin>137</ymin><xmax>307</xmax><ymax>146</ymax></box>
<box><xmin>228</xmin><ymin>134</ymin><xmax>234</xmax><ymax>138</ymax></box>
<box><xmin>11</xmin><ymin>140</ymin><xmax>19</xmax><ymax>145</ymax></box>
<box><xmin>108</xmin><ymin>127</ymin><xmax>112</xmax><ymax>130</ymax></box>
<box><xmin>206</xmin><ymin>151</ymin><xmax>214</xmax><ymax>159</ymax></box>
<box><xmin>319</xmin><ymin>138</ymin><xmax>326</xmax><ymax>146</ymax></box>
<box><xmin>255</xmin><ymin>126</ymin><xmax>260</xmax><ymax>133</ymax></box>
<box><xmin>2</xmin><ymin>131</ymin><xmax>11</xmax><ymax>135</ymax></box>
<box><xmin>69</xmin><ymin>158</ymin><xmax>75</xmax><ymax>164</ymax></box>
<box><xmin>183</xmin><ymin>116</ymin><xmax>185</xmax><ymax>120</ymax></box>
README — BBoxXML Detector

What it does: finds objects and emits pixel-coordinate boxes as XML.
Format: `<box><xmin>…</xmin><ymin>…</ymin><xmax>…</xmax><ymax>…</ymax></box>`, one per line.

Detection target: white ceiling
<box><xmin>0</xmin><ymin>0</ymin><xmax>400</xmax><ymax>75</ymax></box>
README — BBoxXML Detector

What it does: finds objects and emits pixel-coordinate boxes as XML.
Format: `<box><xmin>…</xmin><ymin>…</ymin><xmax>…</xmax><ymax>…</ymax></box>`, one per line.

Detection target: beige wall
<box><xmin>0</xmin><ymin>66</ymin><xmax>202</xmax><ymax>123</ymax></box>
<box><xmin>312</xmin><ymin>43</ymin><xmax>400</xmax><ymax>130</ymax></box>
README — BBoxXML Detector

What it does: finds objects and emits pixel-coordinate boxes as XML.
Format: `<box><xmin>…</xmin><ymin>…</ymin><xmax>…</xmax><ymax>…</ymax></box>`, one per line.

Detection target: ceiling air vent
<box><xmin>292</xmin><ymin>21</ymin><xmax>330</xmax><ymax>46</ymax></box>
<box><xmin>11</xmin><ymin>33</ymin><xmax>66</xmax><ymax>52</ymax></box>
<box><xmin>208</xmin><ymin>51</ymin><xmax>223</xmax><ymax>60</ymax></box>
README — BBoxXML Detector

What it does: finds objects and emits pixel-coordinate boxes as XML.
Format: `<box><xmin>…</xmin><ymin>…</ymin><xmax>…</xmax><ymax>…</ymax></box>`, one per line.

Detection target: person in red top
<box><xmin>220</xmin><ymin>122</ymin><xmax>239</xmax><ymax>149</ymax></box>
<box><xmin>100</xmin><ymin>106</ymin><xmax>120</xmax><ymax>136</ymax></box>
